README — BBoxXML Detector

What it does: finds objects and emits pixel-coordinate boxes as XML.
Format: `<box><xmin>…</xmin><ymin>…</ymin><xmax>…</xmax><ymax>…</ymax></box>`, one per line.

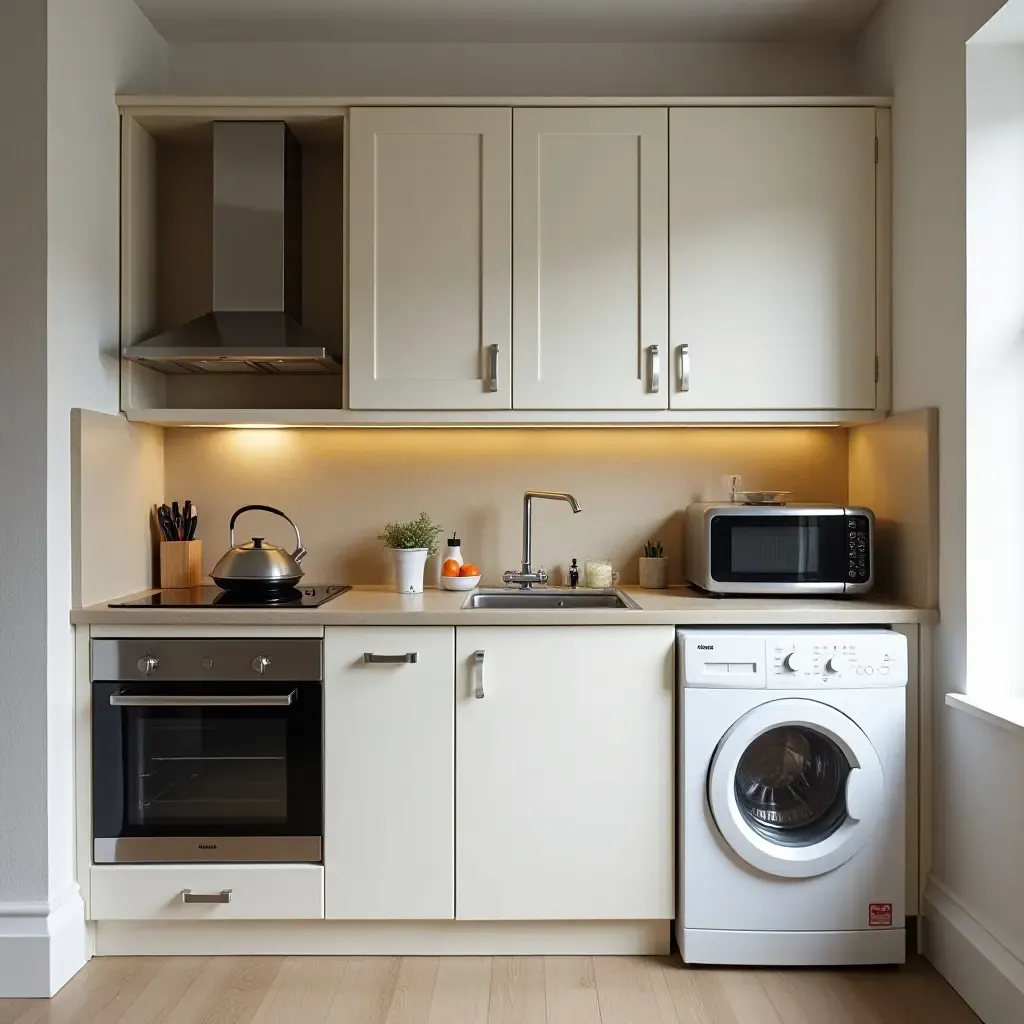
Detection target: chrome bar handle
<box><xmin>362</xmin><ymin>653</ymin><xmax>418</xmax><ymax>665</ymax></box>
<box><xmin>487</xmin><ymin>344</ymin><xmax>500</xmax><ymax>393</ymax></box>
<box><xmin>181</xmin><ymin>889</ymin><xmax>232</xmax><ymax>904</ymax></box>
<box><xmin>473</xmin><ymin>650</ymin><xmax>485</xmax><ymax>699</ymax></box>
<box><xmin>648</xmin><ymin>345</ymin><xmax>660</xmax><ymax>393</ymax></box>
<box><xmin>678</xmin><ymin>344</ymin><xmax>691</xmax><ymax>393</ymax></box>
<box><xmin>110</xmin><ymin>691</ymin><xmax>297</xmax><ymax>707</ymax></box>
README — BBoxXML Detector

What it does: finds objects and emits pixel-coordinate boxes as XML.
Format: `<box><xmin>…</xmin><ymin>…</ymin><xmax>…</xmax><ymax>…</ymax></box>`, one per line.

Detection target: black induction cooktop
<box><xmin>109</xmin><ymin>585</ymin><xmax>352</xmax><ymax>609</ymax></box>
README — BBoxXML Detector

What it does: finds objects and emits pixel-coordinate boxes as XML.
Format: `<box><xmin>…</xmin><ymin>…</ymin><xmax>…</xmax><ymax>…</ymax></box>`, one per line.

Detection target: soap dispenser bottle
<box><xmin>568</xmin><ymin>558</ymin><xmax>580</xmax><ymax>589</ymax></box>
<box><xmin>442</xmin><ymin>534</ymin><xmax>464</xmax><ymax>569</ymax></box>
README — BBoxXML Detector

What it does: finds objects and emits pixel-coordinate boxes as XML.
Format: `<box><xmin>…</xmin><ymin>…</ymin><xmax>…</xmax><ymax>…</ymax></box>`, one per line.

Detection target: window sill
<box><xmin>945</xmin><ymin>692</ymin><xmax>1024</xmax><ymax>738</ymax></box>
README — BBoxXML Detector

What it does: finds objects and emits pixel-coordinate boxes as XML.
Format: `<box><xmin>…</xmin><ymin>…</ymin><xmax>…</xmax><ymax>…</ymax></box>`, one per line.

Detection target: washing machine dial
<box><xmin>783</xmin><ymin>651</ymin><xmax>809</xmax><ymax>673</ymax></box>
<box><xmin>826</xmin><ymin>655</ymin><xmax>849</xmax><ymax>675</ymax></box>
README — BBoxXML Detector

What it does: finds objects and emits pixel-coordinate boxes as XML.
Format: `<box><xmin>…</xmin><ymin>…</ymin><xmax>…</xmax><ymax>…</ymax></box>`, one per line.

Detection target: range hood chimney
<box><xmin>125</xmin><ymin>121</ymin><xmax>341</xmax><ymax>375</ymax></box>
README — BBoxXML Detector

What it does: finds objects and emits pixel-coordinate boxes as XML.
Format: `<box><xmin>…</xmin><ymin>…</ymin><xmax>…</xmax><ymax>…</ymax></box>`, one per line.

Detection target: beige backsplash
<box><xmin>163</xmin><ymin>428</ymin><xmax>849</xmax><ymax>587</ymax></box>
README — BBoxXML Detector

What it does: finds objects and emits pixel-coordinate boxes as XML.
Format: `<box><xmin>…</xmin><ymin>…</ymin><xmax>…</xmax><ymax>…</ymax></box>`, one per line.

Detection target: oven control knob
<box><xmin>252</xmin><ymin>655</ymin><xmax>272</xmax><ymax>675</ymax></box>
<box><xmin>783</xmin><ymin>652</ymin><xmax>809</xmax><ymax>673</ymax></box>
<box><xmin>136</xmin><ymin>655</ymin><xmax>159</xmax><ymax>676</ymax></box>
<box><xmin>826</xmin><ymin>656</ymin><xmax>849</xmax><ymax>675</ymax></box>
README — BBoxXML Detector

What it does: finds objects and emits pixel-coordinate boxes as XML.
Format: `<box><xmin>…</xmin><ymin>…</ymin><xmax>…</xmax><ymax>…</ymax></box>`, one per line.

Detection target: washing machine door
<box><xmin>707</xmin><ymin>698</ymin><xmax>884</xmax><ymax>879</ymax></box>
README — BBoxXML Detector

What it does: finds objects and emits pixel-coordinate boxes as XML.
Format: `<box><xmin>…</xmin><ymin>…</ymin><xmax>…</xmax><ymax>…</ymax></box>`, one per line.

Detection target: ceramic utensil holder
<box><xmin>160</xmin><ymin>540</ymin><xmax>203</xmax><ymax>589</ymax></box>
<box><xmin>639</xmin><ymin>556</ymin><xmax>668</xmax><ymax>590</ymax></box>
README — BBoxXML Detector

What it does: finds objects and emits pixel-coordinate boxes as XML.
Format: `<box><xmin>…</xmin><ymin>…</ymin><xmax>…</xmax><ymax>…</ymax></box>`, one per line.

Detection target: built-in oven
<box><xmin>92</xmin><ymin>638</ymin><xmax>322</xmax><ymax>863</ymax></box>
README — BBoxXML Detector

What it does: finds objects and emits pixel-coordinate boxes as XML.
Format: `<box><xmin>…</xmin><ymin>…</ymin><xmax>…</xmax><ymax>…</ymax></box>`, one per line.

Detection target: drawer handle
<box><xmin>362</xmin><ymin>652</ymin><xmax>418</xmax><ymax>665</ymax></box>
<box><xmin>473</xmin><ymin>650</ymin><xmax>485</xmax><ymax>699</ymax></box>
<box><xmin>181</xmin><ymin>889</ymin><xmax>232</xmax><ymax>904</ymax></box>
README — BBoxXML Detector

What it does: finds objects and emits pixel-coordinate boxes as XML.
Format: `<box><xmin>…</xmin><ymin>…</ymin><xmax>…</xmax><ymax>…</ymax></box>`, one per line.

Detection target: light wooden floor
<box><xmin>0</xmin><ymin>955</ymin><xmax>979</xmax><ymax>1024</ymax></box>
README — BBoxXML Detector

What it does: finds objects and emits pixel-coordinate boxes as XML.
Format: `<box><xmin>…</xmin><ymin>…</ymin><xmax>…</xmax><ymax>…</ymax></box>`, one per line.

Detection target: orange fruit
<box><xmin>459</xmin><ymin>563</ymin><xmax>481</xmax><ymax>577</ymax></box>
<box><xmin>442</xmin><ymin>559</ymin><xmax>462</xmax><ymax>577</ymax></box>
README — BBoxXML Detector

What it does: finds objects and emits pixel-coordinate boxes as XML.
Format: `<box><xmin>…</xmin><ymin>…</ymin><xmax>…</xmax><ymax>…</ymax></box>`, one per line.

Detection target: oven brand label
<box><xmin>869</xmin><ymin>903</ymin><xmax>893</xmax><ymax>927</ymax></box>
<box><xmin>197</xmin><ymin>843</ymin><xmax>218</xmax><ymax>850</ymax></box>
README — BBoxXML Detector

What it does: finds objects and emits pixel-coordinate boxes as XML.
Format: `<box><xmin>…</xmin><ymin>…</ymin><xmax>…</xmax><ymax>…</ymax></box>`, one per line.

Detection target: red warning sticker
<box><xmin>869</xmin><ymin>903</ymin><xmax>893</xmax><ymax>927</ymax></box>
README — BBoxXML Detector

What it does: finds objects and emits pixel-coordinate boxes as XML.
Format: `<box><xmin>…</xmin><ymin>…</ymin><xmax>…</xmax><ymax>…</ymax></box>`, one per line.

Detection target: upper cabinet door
<box><xmin>348</xmin><ymin>108</ymin><xmax>512</xmax><ymax>410</ymax></box>
<box><xmin>513</xmin><ymin>109</ymin><xmax>669</xmax><ymax>410</ymax></box>
<box><xmin>669</xmin><ymin>107</ymin><xmax>878</xmax><ymax>412</ymax></box>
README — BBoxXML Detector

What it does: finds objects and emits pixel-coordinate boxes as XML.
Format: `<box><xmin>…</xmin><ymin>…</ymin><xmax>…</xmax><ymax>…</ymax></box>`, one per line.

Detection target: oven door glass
<box><xmin>93</xmin><ymin>682</ymin><xmax>321</xmax><ymax>846</ymax></box>
<box><xmin>710</xmin><ymin>515</ymin><xmax>849</xmax><ymax>584</ymax></box>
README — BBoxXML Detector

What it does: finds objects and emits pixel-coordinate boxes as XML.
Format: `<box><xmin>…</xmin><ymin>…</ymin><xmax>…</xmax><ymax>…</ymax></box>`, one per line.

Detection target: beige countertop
<box><xmin>72</xmin><ymin>585</ymin><xmax>937</xmax><ymax>628</ymax></box>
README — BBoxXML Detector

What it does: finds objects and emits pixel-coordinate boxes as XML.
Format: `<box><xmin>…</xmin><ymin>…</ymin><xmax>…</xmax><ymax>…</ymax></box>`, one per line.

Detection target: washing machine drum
<box><xmin>733</xmin><ymin>727</ymin><xmax>849</xmax><ymax>843</ymax></box>
<box><xmin>707</xmin><ymin>699</ymin><xmax>885</xmax><ymax>879</ymax></box>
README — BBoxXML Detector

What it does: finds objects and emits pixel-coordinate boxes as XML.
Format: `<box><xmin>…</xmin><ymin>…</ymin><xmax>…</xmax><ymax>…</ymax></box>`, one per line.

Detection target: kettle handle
<box><xmin>228</xmin><ymin>505</ymin><xmax>307</xmax><ymax>564</ymax></box>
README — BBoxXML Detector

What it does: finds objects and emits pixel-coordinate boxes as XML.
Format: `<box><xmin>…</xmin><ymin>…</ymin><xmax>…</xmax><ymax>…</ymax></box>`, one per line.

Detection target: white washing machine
<box><xmin>678</xmin><ymin>628</ymin><xmax>908</xmax><ymax>967</ymax></box>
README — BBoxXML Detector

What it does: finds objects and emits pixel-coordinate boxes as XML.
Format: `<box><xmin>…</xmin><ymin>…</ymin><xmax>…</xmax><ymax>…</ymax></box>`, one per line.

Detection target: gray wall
<box><xmin>0</xmin><ymin>0</ymin><xmax>50</xmax><ymax>908</ymax></box>
<box><xmin>166</xmin><ymin>39</ymin><xmax>861</xmax><ymax>96</ymax></box>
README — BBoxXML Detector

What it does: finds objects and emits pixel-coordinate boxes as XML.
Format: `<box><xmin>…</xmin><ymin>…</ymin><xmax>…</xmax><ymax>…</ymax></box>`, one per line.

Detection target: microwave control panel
<box><xmin>846</xmin><ymin>514</ymin><xmax>872</xmax><ymax>584</ymax></box>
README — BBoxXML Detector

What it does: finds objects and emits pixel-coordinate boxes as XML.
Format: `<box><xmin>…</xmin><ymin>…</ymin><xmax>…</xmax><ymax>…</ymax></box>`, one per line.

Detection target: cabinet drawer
<box><xmin>90</xmin><ymin>864</ymin><xmax>324</xmax><ymax>920</ymax></box>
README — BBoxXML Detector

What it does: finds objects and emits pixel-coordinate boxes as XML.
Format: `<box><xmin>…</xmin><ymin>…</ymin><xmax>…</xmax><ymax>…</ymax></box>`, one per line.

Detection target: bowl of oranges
<box><xmin>441</xmin><ymin>559</ymin><xmax>482</xmax><ymax>591</ymax></box>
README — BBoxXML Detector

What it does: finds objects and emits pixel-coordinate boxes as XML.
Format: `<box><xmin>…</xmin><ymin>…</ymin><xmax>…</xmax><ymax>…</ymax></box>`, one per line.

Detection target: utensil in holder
<box><xmin>160</xmin><ymin>540</ymin><xmax>203</xmax><ymax>589</ymax></box>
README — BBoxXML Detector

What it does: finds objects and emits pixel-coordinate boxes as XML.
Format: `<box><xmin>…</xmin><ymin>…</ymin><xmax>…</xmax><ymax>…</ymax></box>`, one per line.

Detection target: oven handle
<box><xmin>109</xmin><ymin>690</ymin><xmax>297</xmax><ymax>707</ymax></box>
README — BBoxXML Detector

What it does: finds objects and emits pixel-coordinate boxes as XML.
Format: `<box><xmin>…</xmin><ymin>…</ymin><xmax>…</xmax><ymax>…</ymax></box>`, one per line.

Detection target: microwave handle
<box><xmin>109</xmin><ymin>690</ymin><xmax>297</xmax><ymax>708</ymax></box>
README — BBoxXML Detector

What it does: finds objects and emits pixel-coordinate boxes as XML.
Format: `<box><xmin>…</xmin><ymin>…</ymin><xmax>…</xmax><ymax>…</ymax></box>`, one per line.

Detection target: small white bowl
<box><xmin>440</xmin><ymin>575</ymin><xmax>482</xmax><ymax>591</ymax></box>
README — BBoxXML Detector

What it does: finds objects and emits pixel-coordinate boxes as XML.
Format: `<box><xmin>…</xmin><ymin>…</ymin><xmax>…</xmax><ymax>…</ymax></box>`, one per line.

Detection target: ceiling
<box><xmin>134</xmin><ymin>0</ymin><xmax>882</xmax><ymax>44</ymax></box>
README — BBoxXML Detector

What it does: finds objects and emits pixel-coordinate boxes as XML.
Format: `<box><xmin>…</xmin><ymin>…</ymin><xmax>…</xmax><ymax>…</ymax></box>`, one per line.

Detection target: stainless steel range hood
<box><xmin>125</xmin><ymin>121</ymin><xmax>341</xmax><ymax>375</ymax></box>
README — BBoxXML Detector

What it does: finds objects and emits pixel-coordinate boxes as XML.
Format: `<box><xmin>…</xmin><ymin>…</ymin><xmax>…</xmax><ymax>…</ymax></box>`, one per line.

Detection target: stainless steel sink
<box><xmin>462</xmin><ymin>588</ymin><xmax>640</xmax><ymax>610</ymax></box>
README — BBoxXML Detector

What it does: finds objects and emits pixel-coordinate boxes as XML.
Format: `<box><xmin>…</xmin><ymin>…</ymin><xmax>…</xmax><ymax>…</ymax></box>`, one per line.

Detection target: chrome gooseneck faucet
<box><xmin>503</xmin><ymin>490</ymin><xmax>583</xmax><ymax>589</ymax></box>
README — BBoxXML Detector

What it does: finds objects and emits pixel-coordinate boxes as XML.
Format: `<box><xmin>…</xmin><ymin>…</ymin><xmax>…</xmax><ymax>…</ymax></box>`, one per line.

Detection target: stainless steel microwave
<box><xmin>684</xmin><ymin>503</ymin><xmax>874</xmax><ymax>596</ymax></box>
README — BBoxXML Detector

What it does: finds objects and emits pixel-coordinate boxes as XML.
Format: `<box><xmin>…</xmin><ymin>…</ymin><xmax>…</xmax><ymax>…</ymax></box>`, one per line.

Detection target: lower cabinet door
<box><xmin>324</xmin><ymin>627</ymin><xmax>455</xmax><ymax>919</ymax></box>
<box><xmin>455</xmin><ymin>626</ymin><xmax>675</xmax><ymax>921</ymax></box>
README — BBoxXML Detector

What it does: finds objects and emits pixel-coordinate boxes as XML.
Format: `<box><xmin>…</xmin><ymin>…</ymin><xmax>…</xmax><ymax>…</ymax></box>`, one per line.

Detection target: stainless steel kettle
<box><xmin>211</xmin><ymin>505</ymin><xmax>307</xmax><ymax>592</ymax></box>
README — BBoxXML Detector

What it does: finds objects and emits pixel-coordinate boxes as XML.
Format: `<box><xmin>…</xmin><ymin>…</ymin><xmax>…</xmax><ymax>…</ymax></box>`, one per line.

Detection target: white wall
<box><xmin>858</xmin><ymin>3</ymin><xmax>1024</xmax><ymax>1020</ymax></box>
<box><xmin>0</xmin><ymin>0</ymin><xmax>167</xmax><ymax>999</ymax></box>
<box><xmin>165</xmin><ymin>40</ymin><xmax>860</xmax><ymax>96</ymax></box>
<box><xmin>45</xmin><ymin>0</ymin><xmax>167</xmax><ymax>920</ymax></box>
<box><xmin>965</xmin><ymin>44</ymin><xmax>1024</xmax><ymax>698</ymax></box>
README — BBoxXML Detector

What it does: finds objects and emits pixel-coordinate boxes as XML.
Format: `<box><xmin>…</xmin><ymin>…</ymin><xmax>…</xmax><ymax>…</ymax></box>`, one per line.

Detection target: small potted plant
<box><xmin>639</xmin><ymin>540</ymin><xmax>668</xmax><ymax>590</ymax></box>
<box><xmin>378</xmin><ymin>512</ymin><xmax>443</xmax><ymax>594</ymax></box>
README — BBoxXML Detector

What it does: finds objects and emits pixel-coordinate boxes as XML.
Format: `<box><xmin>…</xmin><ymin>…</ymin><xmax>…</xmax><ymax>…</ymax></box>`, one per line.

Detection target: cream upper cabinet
<box><xmin>455</xmin><ymin>626</ymin><xmax>675</xmax><ymax>921</ymax></box>
<box><xmin>324</xmin><ymin>627</ymin><xmax>455</xmax><ymax>919</ymax></box>
<box><xmin>669</xmin><ymin>107</ymin><xmax>879</xmax><ymax>412</ymax></box>
<box><xmin>348</xmin><ymin>108</ymin><xmax>512</xmax><ymax>410</ymax></box>
<box><xmin>512</xmin><ymin>109</ymin><xmax>669</xmax><ymax>410</ymax></box>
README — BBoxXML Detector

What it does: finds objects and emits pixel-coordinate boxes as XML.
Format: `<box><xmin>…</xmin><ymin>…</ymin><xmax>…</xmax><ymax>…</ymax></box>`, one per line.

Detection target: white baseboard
<box><xmin>923</xmin><ymin>879</ymin><xmax>1024</xmax><ymax>1024</ymax></box>
<box><xmin>0</xmin><ymin>885</ymin><xmax>88</xmax><ymax>998</ymax></box>
<box><xmin>94</xmin><ymin>919</ymin><xmax>670</xmax><ymax>957</ymax></box>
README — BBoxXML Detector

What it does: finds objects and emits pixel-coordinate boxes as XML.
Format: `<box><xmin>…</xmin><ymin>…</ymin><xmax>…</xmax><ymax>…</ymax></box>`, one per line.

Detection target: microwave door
<box><xmin>709</xmin><ymin>515</ymin><xmax>850</xmax><ymax>594</ymax></box>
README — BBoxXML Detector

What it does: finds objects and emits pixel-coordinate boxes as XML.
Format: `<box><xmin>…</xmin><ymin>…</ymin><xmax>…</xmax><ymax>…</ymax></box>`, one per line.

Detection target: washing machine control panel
<box><xmin>769</xmin><ymin>631</ymin><xmax>908</xmax><ymax>688</ymax></box>
<box><xmin>679</xmin><ymin>629</ymin><xmax>909</xmax><ymax>689</ymax></box>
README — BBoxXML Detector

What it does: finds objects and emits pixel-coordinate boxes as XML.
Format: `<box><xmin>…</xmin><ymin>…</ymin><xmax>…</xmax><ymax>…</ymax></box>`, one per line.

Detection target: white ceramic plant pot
<box><xmin>391</xmin><ymin>547</ymin><xmax>430</xmax><ymax>594</ymax></box>
<box><xmin>639</xmin><ymin>557</ymin><xmax>668</xmax><ymax>590</ymax></box>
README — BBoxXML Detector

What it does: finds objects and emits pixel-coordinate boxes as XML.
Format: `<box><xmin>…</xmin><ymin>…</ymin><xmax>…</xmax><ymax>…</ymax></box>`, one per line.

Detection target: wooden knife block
<box><xmin>160</xmin><ymin>540</ymin><xmax>203</xmax><ymax>589</ymax></box>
